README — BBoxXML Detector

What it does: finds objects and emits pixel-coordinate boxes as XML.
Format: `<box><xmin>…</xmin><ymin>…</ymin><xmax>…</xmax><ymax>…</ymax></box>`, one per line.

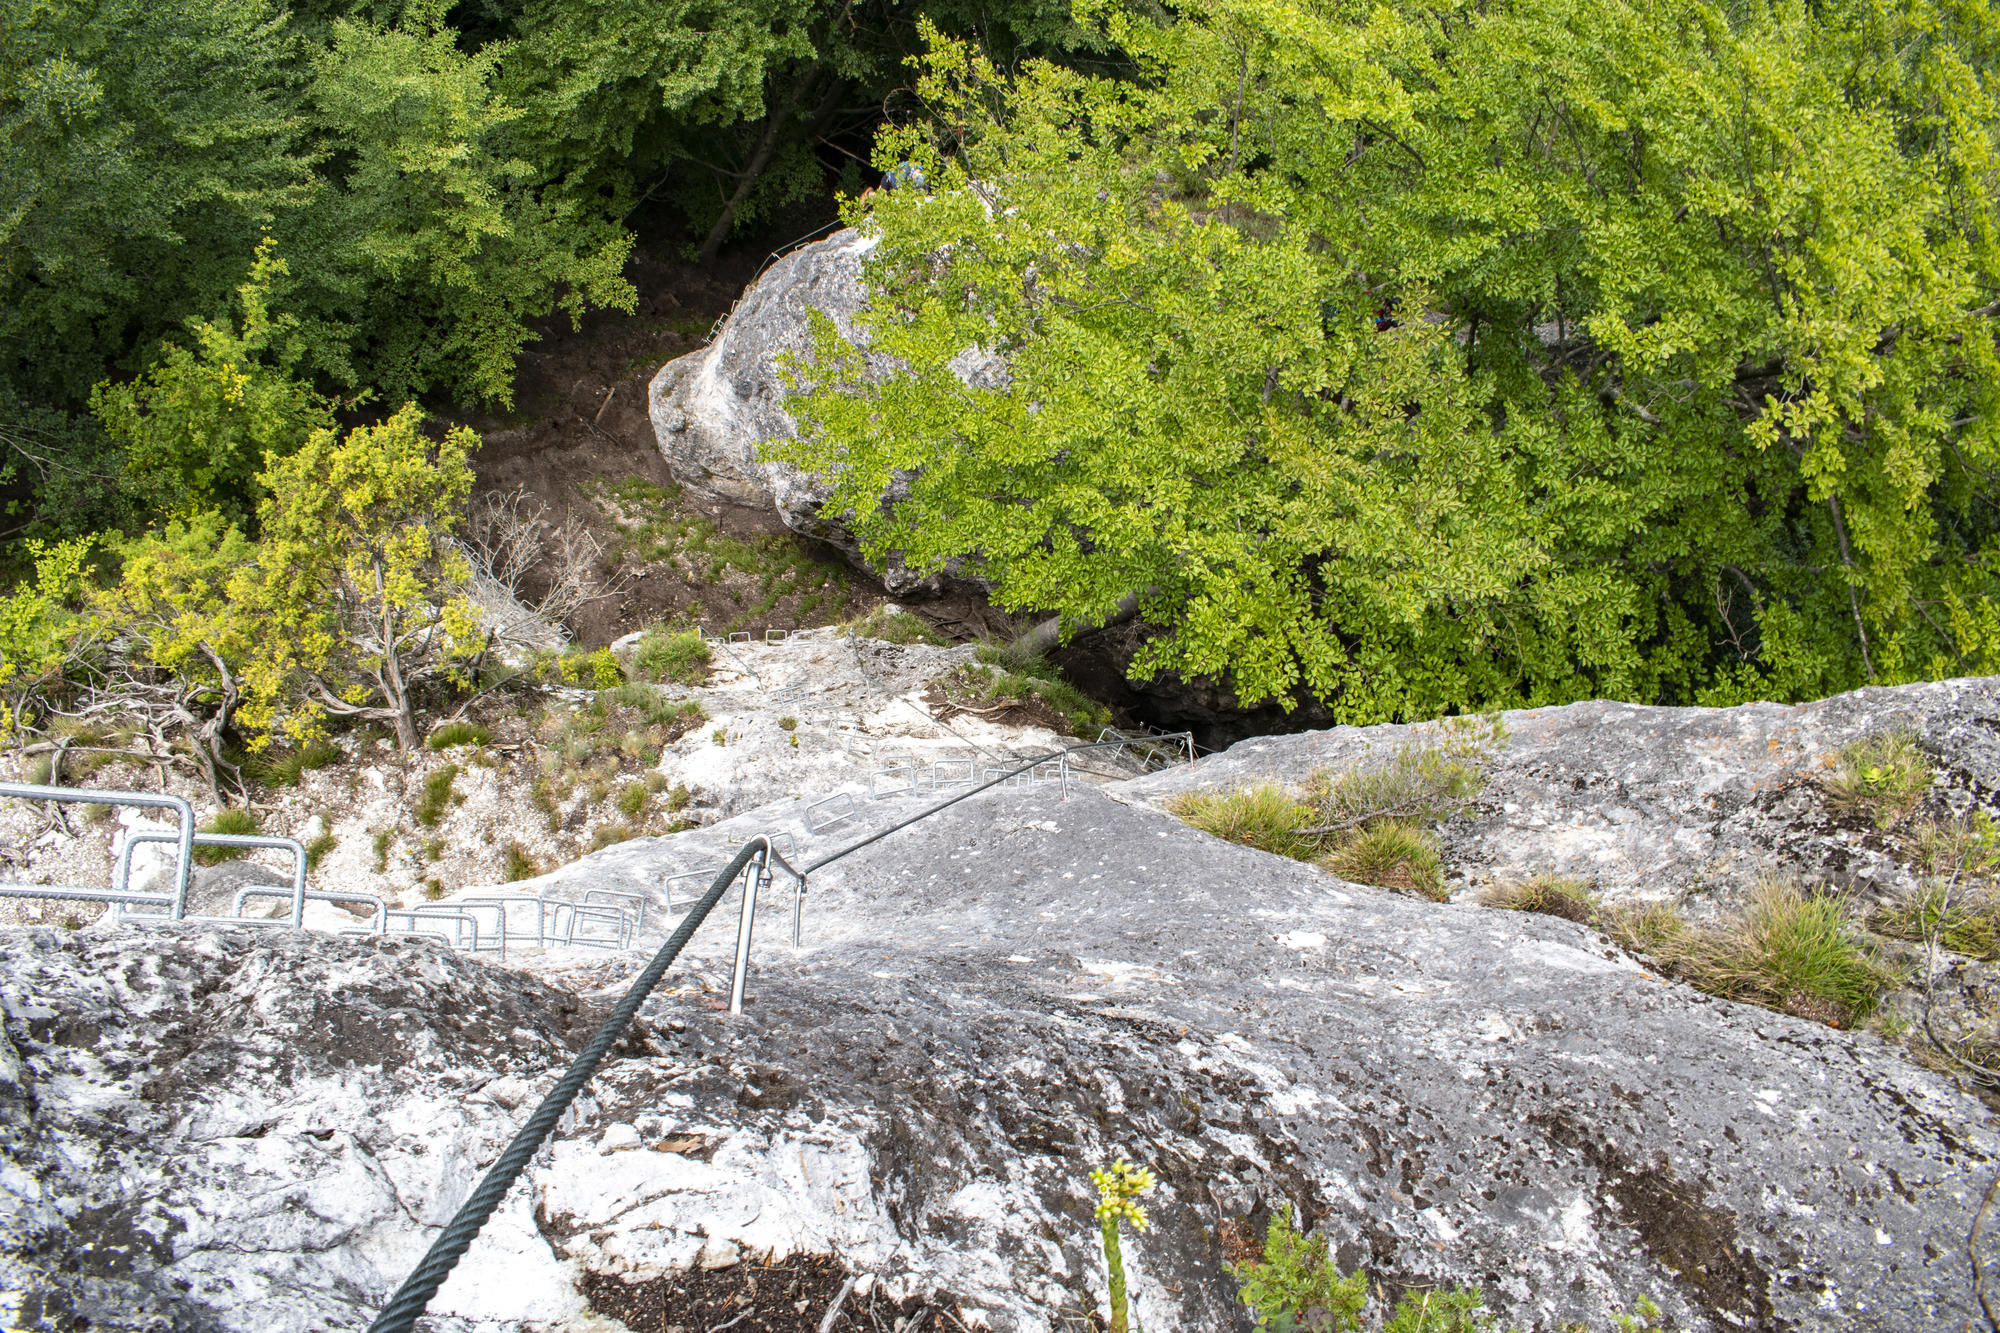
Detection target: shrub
<box><xmin>1821</xmin><ymin>731</ymin><xmax>1931</xmax><ymax>826</ymax></box>
<box><xmin>1325</xmin><ymin>822</ymin><xmax>1444</xmax><ymax>900</ymax></box>
<box><xmin>1229</xmin><ymin>1205</ymin><xmax>1368</xmax><ymax>1331</ymax></box>
<box><xmin>632</xmin><ymin>625</ymin><xmax>711</xmax><ymax>684</ymax></box>
<box><xmin>850</xmin><ymin>605</ymin><xmax>947</xmax><ymax>645</ymax></box>
<box><xmin>415</xmin><ymin>766</ymin><xmax>459</xmax><ymax>828</ymax></box>
<box><xmin>427</xmin><ymin>721</ymin><xmax>491</xmax><ymax>750</ymax></box>
<box><xmin>559</xmin><ymin>646</ymin><xmax>624</xmax><ymax>689</ymax></box>
<box><xmin>1482</xmin><ymin>874</ymin><xmax>1596</xmax><ymax>923</ymax></box>
<box><xmin>1299</xmin><ymin>715</ymin><xmax>1503</xmax><ymax>838</ymax></box>
<box><xmin>1168</xmin><ymin>786</ymin><xmax>1316</xmax><ymax>860</ymax></box>
<box><xmin>194</xmin><ymin>807</ymin><xmax>262</xmax><ymax>865</ymax></box>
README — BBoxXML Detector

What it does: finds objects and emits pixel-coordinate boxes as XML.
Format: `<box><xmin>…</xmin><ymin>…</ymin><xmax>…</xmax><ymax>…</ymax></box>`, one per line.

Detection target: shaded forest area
<box><xmin>0</xmin><ymin>0</ymin><xmax>1098</xmax><ymax>544</ymax></box>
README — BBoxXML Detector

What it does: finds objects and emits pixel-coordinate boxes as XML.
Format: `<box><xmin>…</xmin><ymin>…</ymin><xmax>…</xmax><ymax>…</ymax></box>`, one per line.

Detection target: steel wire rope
<box><xmin>368</xmin><ymin>732</ymin><xmax>1189</xmax><ymax>1329</ymax></box>
<box><xmin>366</xmin><ymin>836</ymin><xmax>799</xmax><ymax>1333</ymax></box>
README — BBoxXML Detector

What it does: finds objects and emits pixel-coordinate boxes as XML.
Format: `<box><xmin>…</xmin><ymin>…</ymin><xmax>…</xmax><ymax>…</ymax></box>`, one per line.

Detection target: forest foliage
<box><xmin>8</xmin><ymin>0</ymin><xmax>2000</xmax><ymax>771</ymax></box>
<box><xmin>781</xmin><ymin>0</ymin><xmax>2000</xmax><ymax>720</ymax></box>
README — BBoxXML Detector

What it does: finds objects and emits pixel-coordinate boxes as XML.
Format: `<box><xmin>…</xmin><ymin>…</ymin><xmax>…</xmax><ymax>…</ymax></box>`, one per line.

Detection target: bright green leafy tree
<box><xmin>89</xmin><ymin>240</ymin><xmax>331</xmax><ymax>523</ymax></box>
<box><xmin>778</xmin><ymin>0</ymin><xmax>2000</xmax><ymax>721</ymax></box>
<box><xmin>248</xmin><ymin>403</ymin><xmax>483</xmax><ymax>750</ymax></box>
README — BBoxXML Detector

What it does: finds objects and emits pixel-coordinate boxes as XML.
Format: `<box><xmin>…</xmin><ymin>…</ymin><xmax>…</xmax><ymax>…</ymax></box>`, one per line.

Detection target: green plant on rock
<box><xmin>1300</xmin><ymin>716</ymin><xmax>1504</xmax><ymax>841</ymax></box>
<box><xmin>1229</xmin><ymin>1205</ymin><xmax>1367</xmax><ymax>1332</ymax></box>
<box><xmin>415</xmin><ymin>766</ymin><xmax>459</xmax><ymax>828</ymax></box>
<box><xmin>632</xmin><ymin>625</ymin><xmax>710</xmax><ymax>685</ymax></box>
<box><xmin>502</xmin><ymin>841</ymin><xmax>539</xmax><ymax>882</ymax></box>
<box><xmin>1325</xmin><ymin>822</ymin><xmax>1444</xmax><ymax>901</ymax></box>
<box><xmin>850</xmin><ymin>605</ymin><xmax>948</xmax><ymax>646</ymax></box>
<box><xmin>1091</xmin><ymin>1160</ymin><xmax>1155</xmax><ymax>1333</ymax></box>
<box><xmin>1167</xmin><ymin>787</ymin><xmax>1315</xmax><ymax>861</ymax></box>
<box><xmin>194</xmin><ymin>807</ymin><xmax>261</xmax><ymax>866</ymax></box>
<box><xmin>1482</xmin><ymin>875</ymin><xmax>1597</xmax><ymax>924</ymax></box>
<box><xmin>1607</xmin><ymin>881</ymin><xmax>1893</xmax><ymax>1028</ymax></box>
<box><xmin>427</xmin><ymin>721</ymin><xmax>491</xmax><ymax>750</ymax></box>
<box><xmin>1821</xmin><ymin>732</ymin><xmax>1932</xmax><ymax>827</ymax></box>
<box><xmin>304</xmin><ymin>830</ymin><xmax>338</xmax><ymax>871</ymax></box>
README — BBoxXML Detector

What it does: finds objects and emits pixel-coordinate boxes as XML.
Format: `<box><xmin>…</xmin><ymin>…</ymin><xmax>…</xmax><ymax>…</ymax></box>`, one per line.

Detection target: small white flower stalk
<box><xmin>1091</xmin><ymin>1159</ymin><xmax>1157</xmax><ymax>1333</ymax></box>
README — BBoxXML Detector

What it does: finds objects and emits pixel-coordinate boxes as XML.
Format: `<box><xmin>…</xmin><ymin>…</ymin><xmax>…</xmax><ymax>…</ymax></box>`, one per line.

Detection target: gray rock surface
<box><xmin>4</xmin><ymin>682</ymin><xmax>1998</xmax><ymax>1331</ymax></box>
<box><xmin>1126</xmin><ymin>676</ymin><xmax>2000</xmax><ymax>909</ymax></box>
<box><xmin>647</xmin><ymin>228</ymin><xmax>1002</xmax><ymax>595</ymax></box>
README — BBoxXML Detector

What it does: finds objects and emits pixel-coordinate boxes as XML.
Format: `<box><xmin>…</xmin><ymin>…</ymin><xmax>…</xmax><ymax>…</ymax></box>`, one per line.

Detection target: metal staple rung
<box><xmin>804</xmin><ymin>792</ymin><xmax>859</xmax><ymax>834</ymax></box>
<box><xmin>869</xmin><ymin>765</ymin><xmax>917</xmax><ymax>798</ymax></box>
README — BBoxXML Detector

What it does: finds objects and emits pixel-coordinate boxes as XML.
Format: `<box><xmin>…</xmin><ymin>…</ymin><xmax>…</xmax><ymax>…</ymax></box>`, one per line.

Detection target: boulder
<box><xmin>3</xmin><ymin>681</ymin><xmax>1997</xmax><ymax>1331</ymax></box>
<box><xmin>647</xmin><ymin>229</ymin><xmax>1004</xmax><ymax>596</ymax></box>
<box><xmin>648</xmin><ymin>230</ymin><xmax>881</xmax><ymax>565</ymax></box>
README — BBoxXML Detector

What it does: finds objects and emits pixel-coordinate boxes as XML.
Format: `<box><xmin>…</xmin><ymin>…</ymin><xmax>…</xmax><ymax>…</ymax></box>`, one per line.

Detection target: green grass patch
<box><xmin>1606</xmin><ymin>881</ymin><xmax>1894</xmax><ymax>1028</ymax></box>
<box><xmin>415</xmin><ymin>766</ymin><xmax>459</xmax><ymax>828</ymax></box>
<box><xmin>632</xmin><ymin>625</ymin><xmax>710</xmax><ymax>685</ymax></box>
<box><xmin>1167</xmin><ymin>786</ymin><xmax>1315</xmax><ymax>860</ymax></box>
<box><xmin>589</xmin><ymin>821</ymin><xmax>637</xmax><ymax>850</ymax></box>
<box><xmin>852</xmin><ymin>606</ymin><xmax>948</xmax><ymax>646</ymax></box>
<box><xmin>1821</xmin><ymin>731</ymin><xmax>1931</xmax><ymax>827</ymax></box>
<box><xmin>503</xmin><ymin>841</ymin><xmax>540</xmax><ymax>882</ymax></box>
<box><xmin>616</xmin><ymin>782</ymin><xmax>647</xmax><ymax>817</ymax></box>
<box><xmin>427</xmin><ymin>721</ymin><xmax>491</xmax><ymax>751</ymax></box>
<box><xmin>194</xmin><ymin>807</ymin><xmax>261</xmax><ymax>865</ymax></box>
<box><xmin>304</xmin><ymin>830</ymin><xmax>337</xmax><ymax>871</ymax></box>
<box><xmin>1325</xmin><ymin>821</ymin><xmax>1445</xmax><ymax>900</ymax></box>
<box><xmin>372</xmin><ymin>830</ymin><xmax>392</xmax><ymax>871</ymax></box>
<box><xmin>244</xmin><ymin>739</ymin><xmax>343</xmax><ymax>788</ymax></box>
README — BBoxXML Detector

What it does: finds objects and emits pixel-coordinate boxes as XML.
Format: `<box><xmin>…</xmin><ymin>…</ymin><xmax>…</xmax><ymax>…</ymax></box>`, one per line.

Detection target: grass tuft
<box><xmin>1325</xmin><ymin>821</ymin><xmax>1445</xmax><ymax>900</ymax></box>
<box><xmin>194</xmin><ymin>807</ymin><xmax>262</xmax><ymax>865</ymax></box>
<box><xmin>1821</xmin><ymin>731</ymin><xmax>1931</xmax><ymax>827</ymax></box>
<box><xmin>415</xmin><ymin>766</ymin><xmax>459</xmax><ymax>828</ymax></box>
<box><xmin>1167</xmin><ymin>786</ymin><xmax>1315</xmax><ymax>860</ymax></box>
<box><xmin>1606</xmin><ymin>880</ymin><xmax>1894</xmax><ymax>1028</ymax></box>
<box><xmin>851</xmin><ymin>606</ymin><xmax>948</xmax><ymax>646</ymax></box>
<box><xmin>632</xmin><ymin>625</ymin><xmax>711</xmax><ymax>685</ymax></box>
<box><xmin>427</xmin><ymin>721</ymin><xmax>491</xmax><ymax>750</ymax></box>
<box><xmin>502</xmin><ymin>841</ymin><xmax>540</xmax><ymax>882</ymax></box>
<box><xmin>304</xmin><ymin>830</ymin><xmax>337</xmax><ymax>871</ymax></box>
<box><xmin>244</xmin><ymin>739</ymin><xmax>343</xmax><ymax>788</ymax></box>
<box><xmin>1483</xmin><ymin>873</ymin><xmax>1597</xmax><ymax>922</ymax></box>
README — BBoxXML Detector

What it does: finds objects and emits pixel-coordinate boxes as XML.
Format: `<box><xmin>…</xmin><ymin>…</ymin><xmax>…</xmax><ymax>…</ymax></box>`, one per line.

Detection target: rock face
<box><xmin>4</xmin><ymin>682</ymin><xmax>1998</xmax><ymax>1331</ymax></box>
<box><xmin>1125</xmin><ymin>675</ymin><xmax>2000</xmax><ymax>910</ymax></box>
<box><xmin>648</xmin><ymin>230</ymin><xmax>879</xmax><ymax>565</ymax></box>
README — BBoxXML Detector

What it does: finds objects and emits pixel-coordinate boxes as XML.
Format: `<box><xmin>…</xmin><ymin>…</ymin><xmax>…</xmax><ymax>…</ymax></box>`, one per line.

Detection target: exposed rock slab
<box><xmin>1124</xmin><ymin>676</ymin><xmax>2000</xmax><ymax>908</ymax></box>
<box><xmin>3</xmin><ymin>743</ymin><xmax>1994</xmax><ymax>1330</ymax></box>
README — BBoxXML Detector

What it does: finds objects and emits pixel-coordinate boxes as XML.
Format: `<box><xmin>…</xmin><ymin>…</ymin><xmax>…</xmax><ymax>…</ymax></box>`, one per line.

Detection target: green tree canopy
<box><xmin>779</xmin><ymin>0</ymin><xmax>2000</xmax><ymax>721</ymax></box>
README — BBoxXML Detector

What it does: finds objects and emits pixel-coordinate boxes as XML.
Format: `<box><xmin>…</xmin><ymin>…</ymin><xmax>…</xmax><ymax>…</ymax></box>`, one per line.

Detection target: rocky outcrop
<box><xmin>1126</xmin><ymin>675</ymin><xmax>2000</xmax><ymax>910</ymax></box>
<box><xmin>648</xmin><ymin>231</ymin><xmax>881</xmax><ymax>567</ymax></box>
<box><xmin>647</xmin><ymin>229</ymin><xmax>1003</xmax><ymax>596</ymax></box>
<box><xmin>4</xmin><ymin>682</ymin><xmax>1998</xmax><ymax>1331</ymax></box>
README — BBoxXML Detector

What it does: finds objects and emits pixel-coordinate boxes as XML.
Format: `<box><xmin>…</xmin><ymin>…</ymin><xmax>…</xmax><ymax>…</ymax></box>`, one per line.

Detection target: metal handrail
<box><xmin>117</xmin><ymin>829</ymin><xmax>308</xmax><ymax>927</ymax></box>
<box><xmin>0</xmin><ymin>782</ymin><xmax>195</xmax><ymax>918</ymax></box>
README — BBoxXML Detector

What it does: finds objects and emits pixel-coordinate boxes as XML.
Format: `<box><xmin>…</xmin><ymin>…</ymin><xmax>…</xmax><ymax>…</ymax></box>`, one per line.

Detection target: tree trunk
<box><xmin>695</xmin><ymin>74</ymin><xmax>819</xmax><ymax>265</ymax></box>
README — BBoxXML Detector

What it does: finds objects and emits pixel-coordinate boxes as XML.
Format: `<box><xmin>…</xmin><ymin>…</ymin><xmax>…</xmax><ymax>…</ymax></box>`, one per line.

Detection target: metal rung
<box><xmin>804</xmin><ymin>792</ymin><xmax>859</xmax><ymax>834</ymax></box>
<box><xmin>931</xmin><ymin>758</ymin><xmax>976</xmax><ymax>788</ymax></box>
<box><xmin>870</xmin><ymin>765</ymin><xmax>917</xmax><ymax>798</ymax></box>
<box><xmin>729</xmin><ymin>632</ymin><xmax>753</xmax><ymax>644</ymax></box>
